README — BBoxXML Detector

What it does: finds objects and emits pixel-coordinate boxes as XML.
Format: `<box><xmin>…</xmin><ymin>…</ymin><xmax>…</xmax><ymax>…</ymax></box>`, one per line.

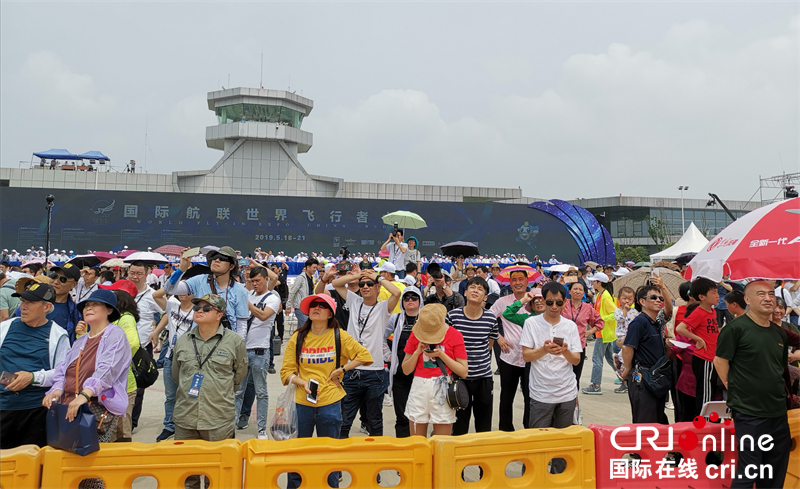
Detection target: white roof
<box><xmin>649</xmin><ymin>222</ymin><xmax>709</xmax><ymax>262</ymax></box>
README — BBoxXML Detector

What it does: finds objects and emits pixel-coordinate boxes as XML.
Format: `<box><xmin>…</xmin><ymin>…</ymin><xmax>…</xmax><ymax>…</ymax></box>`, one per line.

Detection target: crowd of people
<box><xmin>1</xmin><ymin>242</ymin><xmax>798</xmax><ymax>489</ymax></box>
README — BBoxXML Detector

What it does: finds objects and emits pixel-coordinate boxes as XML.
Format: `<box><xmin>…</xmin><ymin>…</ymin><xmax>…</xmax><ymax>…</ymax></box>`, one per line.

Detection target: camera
<box><xmin>393</xmin><ymin>222</ymin><xmax>399</xmax><ymax>236</ymax></box>
<box><xmin>427</xmin><ymin>262</ymin><xmax>443</xmax><ymax>279</ymax></box>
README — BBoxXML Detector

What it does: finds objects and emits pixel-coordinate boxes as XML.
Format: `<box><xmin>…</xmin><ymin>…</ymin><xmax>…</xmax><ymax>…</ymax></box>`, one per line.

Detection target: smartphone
<box><xmin>651</xmin><ymin>268</ymin><xmax>660</xmax><ymax>277</ymax></box>
<box><xmin>306</xmin><ymin>379</ymin><xmax>319</xmax><ymax>404</ymax></box>
<box><xmin>0</xmin><ymin>371</ymin><xmax>14</xmax><ymax>386</ymax></box>
<box><xmin>564</xmin><ymin>275</ymin><xmax>578</xmax><ymax>283</ymax></box>
<box><xmin>552</xmin><ymin>337</ymin><xmax>564</xmax><ymax>347</ymax></box>
<box><xmin>424</xmin><ymin>344</ymin><xmax>437</xmax><ymax>354</ymax></box>
<box><xmin>182</xmin><ymin>247</ymin><xmax>201</xmax><ymax>259</ymax></box>
<box><xmin>238</xmin><ymin>259</ymin><xmax>248</xmax><ymax>266</ymax></box>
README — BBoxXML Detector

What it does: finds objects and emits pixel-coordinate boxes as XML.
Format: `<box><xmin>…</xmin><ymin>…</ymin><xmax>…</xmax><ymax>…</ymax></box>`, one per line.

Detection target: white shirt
<box><xmin>487</xmin><ymin>278</ymin><xmax>501</xmax><ymax>296</ymax></box>
<box><xmin>159</xmin><ymin>273</ymin><xmax>173</xmax><ymax>289</ymax></box>
<box><xmin>134</xmin><ymin>287</ymin><xmax>165</xmax><ymax>347</ymax></box>
<box><xmin>164</xmin><ymin>297</ymin><xmax>194</xmax><ymax>356</ymax></box>
<box><xmin>489</xmin><ymin>294</ymin><xmax>526</xmax><ymax>367</ymax></box>
<box><xmin>246</xmin><ymin>290</ymin><xmax>281</xmax><ymax>349</ymax></box>
<box><xmin>386</xmin><ymin>241</ymin><xmax>407</xmax><ymax>272</ymax></box>
<box><xmin>73</xmin><ymin>280</ymin><xmax>98</xmax><ymax>303</ymax></box>
<box><xmin>146</xmin><ymin>273</ymin><xmax>159</xmax><ymax>287</ymax></box>
<box><xmin>519</xmin><ymin>314</ymin><xmax>582</xmax><ymax>404</ymax></box>
<box><xmin>346</xmin><ymin>290</ymin><xmax>388</xmax><ymax>371</ymax></box>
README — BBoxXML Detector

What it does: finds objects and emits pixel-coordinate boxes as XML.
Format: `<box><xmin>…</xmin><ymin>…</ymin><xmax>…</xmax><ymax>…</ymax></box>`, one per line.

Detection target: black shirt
<box><xmin>623</xmin><ymin>312</ymin><xmax>665</xmax><ymax>367</ymax></box>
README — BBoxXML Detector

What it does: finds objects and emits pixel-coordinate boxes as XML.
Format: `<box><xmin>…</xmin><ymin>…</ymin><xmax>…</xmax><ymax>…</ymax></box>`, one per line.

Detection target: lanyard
<box><xmin>175</xmin><ymin>308</ymin><xmax>193</xmax><ymax>335</ymax></box>
<box><xmin>357</xmin><ymin>302</ymin><xmax>376</xmax><ymax>340</ymax></box>
<box><xmin>78</xmin><ymin>283</ymin><xmax>97</xmax><ymax>302</ymax></box>
<box><xmin>191</xmin><ymin>330</ymin><xmax>224</xmax><ymax>370</ymax></box>
<box><xmin>135</xmin><ymin>289</ymin><xmax>150</xmax><ymax>304</ymax></box>
<box><xmin>570</xmin><ymin>303</ymin><xmax>583</xmax><ymax>323</ymax></box>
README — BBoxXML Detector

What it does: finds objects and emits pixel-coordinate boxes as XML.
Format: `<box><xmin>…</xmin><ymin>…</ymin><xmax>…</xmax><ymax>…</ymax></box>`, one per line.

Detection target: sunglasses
<box><xmin>647</xmin><ymin>294</ymin><xmax>665</xmax><ymax>302</ymax></box>
<box><xmin>545</xmin><ymin>299</ymin><xmax>565</xmax><ymax>307</ymax></box>
<box><xmin>358</xmin><ymin>281</ymin><xmax>376</xmax><ymax>288</ymax></box>
<box><xmin>47</xmin><ymin>272</ymin><xmax>69</xmax><ymax>284</ymax></box>
<box><xmin>212</xmin><ymin>256</ymin><xmax>234</xmax><ymax>264</ymax></box>
<box><xmin>402</xmin><ymin>296</ymin><xmax>420</xmax><ymax>302</ymax></box>
<box><xmin>309</xmin><ymin>302</ymin><xmax>331</xmax><ymax>310</ymax></box>
<box><xmin>192</xmin><ymin>304</ymin><xmax>219</xmax><ymax>313</ymax></box>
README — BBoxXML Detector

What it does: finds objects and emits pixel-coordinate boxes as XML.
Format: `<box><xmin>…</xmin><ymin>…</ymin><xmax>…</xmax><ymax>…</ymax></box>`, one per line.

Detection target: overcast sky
<box><xmin>1</xmin><ymin>1</ymin><xmax>797</xmax><ymax>202</ymax></box>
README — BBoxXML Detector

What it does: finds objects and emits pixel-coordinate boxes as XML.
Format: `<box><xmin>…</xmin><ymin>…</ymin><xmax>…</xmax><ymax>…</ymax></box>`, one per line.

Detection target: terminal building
<box><xmin>0</xmin><ymin>86</ymin><xmax>784</xmax><ymax>254</ymax></box>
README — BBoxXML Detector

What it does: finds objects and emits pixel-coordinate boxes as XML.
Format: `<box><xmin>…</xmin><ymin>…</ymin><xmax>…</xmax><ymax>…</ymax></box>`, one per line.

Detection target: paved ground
<box><xmin>129</xmin><ymin>319</ymin><xmax>674</xmax><ymax>487</ymax></box>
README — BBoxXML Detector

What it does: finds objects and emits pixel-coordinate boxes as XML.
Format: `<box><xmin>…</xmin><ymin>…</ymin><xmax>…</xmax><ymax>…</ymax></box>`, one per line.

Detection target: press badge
<box><xmin>188</xmin><ymin>373</ymin><xmax>204</xmax><ymax>397</ymax></box>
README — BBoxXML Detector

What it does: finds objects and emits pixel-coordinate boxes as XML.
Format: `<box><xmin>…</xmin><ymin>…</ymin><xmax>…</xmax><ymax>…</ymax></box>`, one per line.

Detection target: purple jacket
<box><xmin>46</xmin><ymin>324</ymin><xmax>132</xmax><ymax>416</ymax></box>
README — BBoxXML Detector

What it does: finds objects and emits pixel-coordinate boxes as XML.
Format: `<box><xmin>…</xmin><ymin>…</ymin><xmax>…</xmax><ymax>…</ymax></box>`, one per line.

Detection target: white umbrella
<box><xmin>122</xmin><ymin>251</ymin><xmax>170</xmax><ymax>265</ymax></box>
<box><xmin>546</xmin><ymin>264</ymin><xmax>575</xmax><ymax>273</ymax></box>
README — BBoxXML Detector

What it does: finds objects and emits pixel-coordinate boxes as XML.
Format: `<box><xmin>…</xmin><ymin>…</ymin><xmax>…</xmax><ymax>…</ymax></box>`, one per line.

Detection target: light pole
<box><xmin>678</xmin><ymin>186</ymin><xmax>688</xmax><ymax>233</ymax></box>
<box><xmin>45</xmin><ymin>194</ymin><xmax>55</xmax><ymax>270</ymax></box>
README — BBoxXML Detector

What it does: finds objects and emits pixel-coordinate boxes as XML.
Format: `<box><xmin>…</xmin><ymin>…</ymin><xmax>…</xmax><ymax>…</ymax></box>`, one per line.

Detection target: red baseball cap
<box><xmin>300</xmin><ymin>294</ymin><xmax>337</xmax><ymax>315</ymax></box>
<box><xmin>99</xmin><ymin>279</ymin><xmax>138</xmax><ymax>298</ymax></box>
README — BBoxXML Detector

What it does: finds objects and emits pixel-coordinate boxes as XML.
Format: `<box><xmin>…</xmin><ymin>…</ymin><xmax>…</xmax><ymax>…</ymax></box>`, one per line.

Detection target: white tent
<box><xmin>649</xmin><ymin>222</ymin><xmax>709</xmax><ymax>262</ymax></box>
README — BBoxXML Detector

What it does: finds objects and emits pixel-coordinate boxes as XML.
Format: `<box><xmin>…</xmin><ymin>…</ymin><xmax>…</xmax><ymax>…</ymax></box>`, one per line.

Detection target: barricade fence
<box><xmin>1</xmin><ymin>410</ymin><xmax>798</xmax><ymax>489</ymax></box>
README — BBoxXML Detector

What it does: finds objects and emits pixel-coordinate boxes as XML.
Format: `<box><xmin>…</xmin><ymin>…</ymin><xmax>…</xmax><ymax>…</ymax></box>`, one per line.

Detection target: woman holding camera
<box><xmin>401</xmin><ymin>303</ymin><xmax>468</xmax><ymax>437</ymax></box>
<box><xmin>280</xmin><ymin>294</ymin><xmax>372</xmax><ymax>489</ymax></box>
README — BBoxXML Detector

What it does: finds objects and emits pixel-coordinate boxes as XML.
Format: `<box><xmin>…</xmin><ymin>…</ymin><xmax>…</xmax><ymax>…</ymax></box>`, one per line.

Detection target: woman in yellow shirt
<box><xmin>280</xmin><ymin>293</ymin><xmax>372</xmax><ymax>489</ymax></box>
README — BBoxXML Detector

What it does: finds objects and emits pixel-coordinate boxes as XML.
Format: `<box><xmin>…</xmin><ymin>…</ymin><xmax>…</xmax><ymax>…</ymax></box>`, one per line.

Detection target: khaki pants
<box><xmin>175</xmin><ymin>423</ymin><xmax>235</xmax><ymax>489</ymax></box>
<box><xmin>111</xmin><ymin>391</ymin><xmax>136</xmax><ymax>442</ymax></box>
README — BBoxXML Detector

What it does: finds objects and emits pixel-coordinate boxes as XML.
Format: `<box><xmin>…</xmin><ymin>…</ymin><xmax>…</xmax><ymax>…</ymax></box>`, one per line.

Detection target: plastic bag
<box><xmin>270</xmin><ymin>382</ymin><xmax>298</xmax><ymax>440</ymax></box>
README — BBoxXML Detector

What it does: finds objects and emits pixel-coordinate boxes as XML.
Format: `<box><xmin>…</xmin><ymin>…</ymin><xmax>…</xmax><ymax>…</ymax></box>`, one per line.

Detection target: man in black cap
<box><xmin>46</xmin><ymin>262</ymin><xmax>81</xmax><ymax>344</ymax></box>
<box><xmin>0</xmin><ymin>282</ymin><xmax>70</xmax><ymax>448</ymax></box>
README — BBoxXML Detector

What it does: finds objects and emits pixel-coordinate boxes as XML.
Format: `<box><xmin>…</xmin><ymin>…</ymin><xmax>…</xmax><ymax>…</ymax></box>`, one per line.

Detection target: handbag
<box><xmin>132</xmin><ymin>346</ymin><xmax>159</xmax><ymax>389</ymax></box>
<box><xmin>46</xmin><ymin>403</ymin><xmax>100</xmax><ymax>456</ymax></box>
<box><xmin>435</xmin><ymin>358</ymin><xmax>469</xmax><ymax>410</ymax></box>
<box><xmin>637</xmin><ymin>355</ymin><xmax>673</xmax><ymax>399</ymax></box>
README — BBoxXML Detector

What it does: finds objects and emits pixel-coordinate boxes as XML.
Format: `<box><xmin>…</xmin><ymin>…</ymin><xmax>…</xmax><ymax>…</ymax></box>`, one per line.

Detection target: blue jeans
<box><xmin>590</xmin><ymin>340</ymin><xmax>619</xmax><ymax>385</ymax></box>
<box><xmin>234</xmin><ymin>351</ymin><xmax>270</xmax><ymax>431</ymax></box>
<box><xmin>396</xmin><ymin>270</ymin><xmax>406</xmax><ymax>279</ymax></box>
<box><xmin>294</xmin><ymin>310</ymin><xmax>308</xmax><ymax>327</ymax></box>
<box><xmin>340</xmin><ymin>369</ymin><xmax>387</xmax><ymax>437</ymax></box>
<box><xmin>287</xmin><ymin>401</ymin><xmax>342</xmax><ymax>489</ymax></box>
<box><xmin>162</xmin><ymin>358</ymin><xmax>178</xmax><ymax>432</ymax></box>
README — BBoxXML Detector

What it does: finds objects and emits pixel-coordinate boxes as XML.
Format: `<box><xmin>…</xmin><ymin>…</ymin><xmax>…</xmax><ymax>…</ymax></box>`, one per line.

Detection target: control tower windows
<box><xmin>216</xmin><ymin>104</ymin><xmax>304</xmax><ymax>128</ymax></box>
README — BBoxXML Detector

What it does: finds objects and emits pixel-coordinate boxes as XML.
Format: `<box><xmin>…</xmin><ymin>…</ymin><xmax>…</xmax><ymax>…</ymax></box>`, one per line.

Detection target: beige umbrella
<box><xmin>611</xmin><ymin>267</ymin><xmax>685</xmax><ymax>299</ymax></box>
<box><xmin>102</xmin><ymin>258</ymin><xmax>129</xmax><ymax>268</ymax></box>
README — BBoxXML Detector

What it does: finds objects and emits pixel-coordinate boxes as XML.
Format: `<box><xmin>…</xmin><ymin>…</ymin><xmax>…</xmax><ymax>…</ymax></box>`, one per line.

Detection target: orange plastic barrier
<box><xmin>591</xmin><ymin>420</ymin><xmax>738</xmax><ymax>488</ymax></box>
<box><xmin>40</xmin><ymin>440</ymin><xmax>241</xmax><ymax>489</ymax></box>
<box><xmin>0</xmin><ymin>445</ymin><xmax>42</xmax><ymax>489</ymax></box>
<box><xmin>243</xmin><ymin>436</ymin><xmax>432</xmax><ymax>488</ymax></box>
<box><xmin>786</xmin><ymin>409</ymin><xmax>800</xmax><ymax>489</ymax></box>
<box><xmin>431</xmin><ymin>425</ymin><xmax>595</xmax><ymax>488</ymax></box>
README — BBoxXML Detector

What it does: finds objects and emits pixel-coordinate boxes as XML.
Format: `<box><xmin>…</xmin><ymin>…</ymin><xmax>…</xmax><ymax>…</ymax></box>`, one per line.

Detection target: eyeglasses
<box><xmin>545</xmin><ymin>299</ymin><xmax>565</xmax><ymax>307</ymax></box>
<box><xmin>358</xmin><ymin>281</ymin><xmax>376</xmax><ymax>288</ymax></box>
<box><xmin>127</xmin><ymin>271</ymin><xmax>145</xmax><ymax>277</ymax></box>
<box><xmin>47</xmin><ymin>272</ymin><xmax>69</xmax><ymax>284</ymax></box>
<box><xmin>402</xmin><ymin>296</ymin><xmax>420</xmax><ymax>302</ymax></box>
<box><xmin>192</xmin><ymin>304</ymin><xmax>219</xmax><ymax>313</ymax></box>
<box><xmin>647</xmin><ymin>294</ymin><xmax>665</xmax><ymax>302</ymax></box>
<box><xmin>309</xmin><ymin>302</ymin><xmax>331</xmax><ymax>310</ymax></box>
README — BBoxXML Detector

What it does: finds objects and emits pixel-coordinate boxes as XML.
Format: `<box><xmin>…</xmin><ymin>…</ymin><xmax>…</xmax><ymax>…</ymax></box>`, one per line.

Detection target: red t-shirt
<box><xmin>403</xmin><ymin>327</ymin><xmax>466</xmax><ymax>378</ymax></box>
<box><xmin>682</xmin><ymin>306</ymin><xmax>719</xmax><ymax>362</ymax></box>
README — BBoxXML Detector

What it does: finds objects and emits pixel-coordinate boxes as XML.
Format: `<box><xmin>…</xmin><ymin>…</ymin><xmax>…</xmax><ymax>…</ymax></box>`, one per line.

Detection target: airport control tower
<box><xmin>174</xmin><ymin>87</ymin><xmax>340</xmax><ymax>196</ymax></box>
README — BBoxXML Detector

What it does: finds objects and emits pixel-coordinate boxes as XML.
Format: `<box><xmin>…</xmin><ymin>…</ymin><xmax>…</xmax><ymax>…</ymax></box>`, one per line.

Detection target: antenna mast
<box><xmin>260</xmin><ymin>51</ymin><xmax>263</xmax><ymax>89</ymax></box>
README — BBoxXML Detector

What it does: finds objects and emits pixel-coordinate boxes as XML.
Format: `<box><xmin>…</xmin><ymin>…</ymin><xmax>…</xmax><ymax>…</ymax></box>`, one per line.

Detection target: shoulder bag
<box><xmin>435</xmin><ymin>358</ymin><xmax>469</xmax><ymax>410</ymax></box>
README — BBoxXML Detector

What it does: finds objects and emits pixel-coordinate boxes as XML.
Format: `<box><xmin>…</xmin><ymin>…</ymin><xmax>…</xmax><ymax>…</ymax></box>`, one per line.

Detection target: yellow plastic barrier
<box><xmin>786</xmin><ymin>409</ymin><xmax>800</xmax><ymax>489</ymax></box>
<box><xmin>0</xmin><ymin>445</ymin><xmax>42</xmax><ymax>489</ymax></box>
<box><xmin>431</xmin><ymin>425</ymin><xmax>595</xmax><ymax>488</ymax></box>
<box><xmin>40</xmin><ymin>440</ymin><xmax>242</xmax><ymax>489</ymax></box>
<box><xmin>243</xmin><ymin>436</ymin><xmax>433</xmax><ymax>488</ymax></box>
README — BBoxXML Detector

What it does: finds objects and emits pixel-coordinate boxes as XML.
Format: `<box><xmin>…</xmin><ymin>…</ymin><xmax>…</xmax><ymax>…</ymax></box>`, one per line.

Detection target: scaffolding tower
<box><xmin>759</xmin><ymin>172</ymin><xmax>800</xmax><ymax>205</ymax></box>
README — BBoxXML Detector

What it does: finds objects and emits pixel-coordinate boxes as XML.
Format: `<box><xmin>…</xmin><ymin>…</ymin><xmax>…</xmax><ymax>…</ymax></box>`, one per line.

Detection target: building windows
<box><xmin>216</xmin><ymin>104</ymin><xmax>304</xmax><ymax>128</ymax></box>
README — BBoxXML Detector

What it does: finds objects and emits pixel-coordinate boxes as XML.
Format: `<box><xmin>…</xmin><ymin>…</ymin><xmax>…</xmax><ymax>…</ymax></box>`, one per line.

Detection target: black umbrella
<box><xmin>440</xmin><ymin>241</ymin><xmax>480</xmax><ymax>258</ymax></box>
<box><xmin>67</xmin><ymin>252</ymin><xmax>115</xmax><ymax>269</ymax></box>
<box><xmin>181</xmin><ymin>264</ymin><xmax>210</xmax><ymax>281</ymax></box>
<box><xmin>674</xmin><ymin>252</ymin><xmax>697</xmax><ymax>265</ymax></box>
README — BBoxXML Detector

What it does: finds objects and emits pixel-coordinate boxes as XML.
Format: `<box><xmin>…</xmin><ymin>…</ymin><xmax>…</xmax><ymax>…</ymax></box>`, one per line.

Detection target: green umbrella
<box><xmin>381</xmin><ymin>210</ymin><xmax>427</xmax><ymax>229</ymax></box>
<box><xmin>633</xmin><ymin>261</ymin><xmax>652</xmax><ymax>268</ymax></box>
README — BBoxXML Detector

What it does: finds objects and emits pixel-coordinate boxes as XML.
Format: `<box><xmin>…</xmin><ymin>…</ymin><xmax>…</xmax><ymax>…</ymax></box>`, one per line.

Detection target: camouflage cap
<box><xmin>216</xmin><ymin>246</ymin><xmax>237</xmax><ymax>259</ymax></box>
<box><xmin>191</xmin><ymin>293</ymin><xmax>227</xmax><ymax>312</ymax></box>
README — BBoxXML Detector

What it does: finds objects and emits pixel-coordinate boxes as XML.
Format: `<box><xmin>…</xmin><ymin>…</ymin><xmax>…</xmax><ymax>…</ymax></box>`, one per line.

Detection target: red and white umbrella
<box><xmin>686</xmin><ymin>197</ymin><xmax>800</xmax><ymax>282</ymax></box>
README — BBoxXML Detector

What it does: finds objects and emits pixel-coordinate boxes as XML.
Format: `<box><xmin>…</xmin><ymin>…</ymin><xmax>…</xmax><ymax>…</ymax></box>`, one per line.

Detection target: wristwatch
<box><xmin>376</xmin><ymin>276</ymin><xmax>384</xmax><ymax>285</ymax></box>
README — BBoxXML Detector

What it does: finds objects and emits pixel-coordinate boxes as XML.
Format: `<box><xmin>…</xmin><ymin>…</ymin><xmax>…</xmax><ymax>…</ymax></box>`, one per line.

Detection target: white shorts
<box><xmin>404</xmin><ymin>376</ymin><xmax>456</xmax><ymax>425</ymax></box>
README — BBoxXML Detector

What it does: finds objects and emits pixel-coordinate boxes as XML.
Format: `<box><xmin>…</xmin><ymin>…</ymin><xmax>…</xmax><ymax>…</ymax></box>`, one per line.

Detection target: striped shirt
<box><xmin>446</xmin><ymin>307</ymin><xmax>499</xmax><ymax>379</ymax></box>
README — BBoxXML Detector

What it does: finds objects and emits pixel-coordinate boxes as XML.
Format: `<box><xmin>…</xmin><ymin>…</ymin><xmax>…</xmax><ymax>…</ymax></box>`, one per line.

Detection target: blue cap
<box><xmin>78</xmin><ymin>289</ymin><xmax>121</xmax><ymax>323</ymax></box>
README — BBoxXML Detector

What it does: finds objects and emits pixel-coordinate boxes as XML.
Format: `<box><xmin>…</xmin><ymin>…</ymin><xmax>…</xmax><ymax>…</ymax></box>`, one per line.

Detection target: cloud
<box><xmin>168</xmin><ymin>94</ymin><xmax>217</xmax><ymax>147</ymax></box>
<box><xmin>302</xmin><ymin>17</ymin><xmax>798</xmax><ymax>199</ymax></box>
<box><xmin>20</xmin><ymin>51</ymin><xmax>116</xmax><ymax>117</ymax></box>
